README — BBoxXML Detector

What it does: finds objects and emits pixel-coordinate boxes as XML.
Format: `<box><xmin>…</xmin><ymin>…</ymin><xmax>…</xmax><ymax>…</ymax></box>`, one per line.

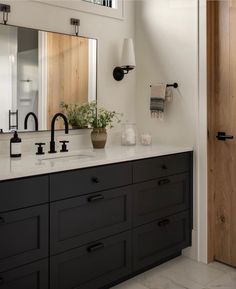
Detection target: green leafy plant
<box><xmin>60</xmin><ymin>102</ymin><xmax>88</xmax><ymax>129</ymax></box>
<box><xmin>60</xmin><ymin>101</ymin><xmax>122</xmax><ymax>129</ymax></box>
<box><xmin>83</xmin><ymin>101</ymin><xmax>122</xmax><ymax>129</ymax></box>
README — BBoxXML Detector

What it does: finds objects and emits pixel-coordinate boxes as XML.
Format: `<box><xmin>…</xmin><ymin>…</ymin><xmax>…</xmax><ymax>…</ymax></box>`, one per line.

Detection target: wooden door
<box><xmin>208</xmin><ymin>0</ymin><xmax>236</xmax><ymax>266</ymax></box>
<box><xmin>46</xmin><ymin>33</ymin><xmax>89</xmax><ymax>129</ymax></box>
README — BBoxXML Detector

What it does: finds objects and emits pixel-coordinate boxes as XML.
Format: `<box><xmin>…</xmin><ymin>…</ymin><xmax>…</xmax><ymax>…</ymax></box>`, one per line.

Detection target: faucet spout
<box><xmin>49</xmin><ymin>113</ymin><xmax>69</xmax><ymax>154</ymax></box>
<box><xmin>24</xmin><ymin>112</ymin><xmax>38</xmax><ymax>131</ymax></box>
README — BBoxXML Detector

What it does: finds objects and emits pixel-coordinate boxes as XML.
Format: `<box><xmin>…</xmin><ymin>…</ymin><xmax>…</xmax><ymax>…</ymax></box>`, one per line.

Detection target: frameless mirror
<box><xmin>0</xmin><ymin>24</ymin><xmax>97</xmax><ymax>133</ymax></box>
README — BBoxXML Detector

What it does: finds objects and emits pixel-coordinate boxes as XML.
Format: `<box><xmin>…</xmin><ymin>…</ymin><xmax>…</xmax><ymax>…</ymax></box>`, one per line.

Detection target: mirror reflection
<box><xmin>0</xmin><ymin>25</ymin><xmax>97</xmax><ymax>133</ymax></box>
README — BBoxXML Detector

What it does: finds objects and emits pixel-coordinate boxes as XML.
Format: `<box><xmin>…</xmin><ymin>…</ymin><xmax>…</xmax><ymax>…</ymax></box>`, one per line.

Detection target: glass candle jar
<box><xmin>121</xmin><ymin>123</ymin><xmax>136</xmax><ymax>146</ymax></box>
<box><xmin>140</xmin><ymin>133</ymin><xmax>152</xmax><ymax>146</ymax></box>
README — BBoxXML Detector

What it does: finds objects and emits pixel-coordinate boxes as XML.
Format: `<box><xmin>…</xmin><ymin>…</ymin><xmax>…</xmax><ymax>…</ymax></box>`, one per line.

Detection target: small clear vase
<box><xmin>121</xmin><ymin>123</ymin><xmax>136</xmax><ymax>146</ymax></box>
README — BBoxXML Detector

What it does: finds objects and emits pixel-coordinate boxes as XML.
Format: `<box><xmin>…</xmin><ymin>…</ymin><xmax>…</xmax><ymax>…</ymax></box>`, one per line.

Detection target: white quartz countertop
<box><xmin>0</xmin><ymin>144</ymin><xmax>193</xmax><ymax>181</ymax></box>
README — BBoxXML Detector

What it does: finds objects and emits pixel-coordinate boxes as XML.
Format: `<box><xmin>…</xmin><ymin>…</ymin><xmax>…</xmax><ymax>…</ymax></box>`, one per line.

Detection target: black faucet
<box><xmin>24</xmin><ymin>112</ymin><xmax>38</xmax><ymax>131</ymax></box>
<box><xmin>49</xmin><ymin>113</ymin><xmax>69</xmax><ymax>153</ymax></box>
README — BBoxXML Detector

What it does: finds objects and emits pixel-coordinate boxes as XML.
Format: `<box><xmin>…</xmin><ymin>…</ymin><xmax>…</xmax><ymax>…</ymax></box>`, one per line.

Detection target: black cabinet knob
<box><xmin>0</xmin><ymin>277</ymin><xmax>4</xmax><ymax>285</ymax></box>
<box><xmin>161</xmin><ymin>164</ymin><xmax>167</xmax><ymax>170</ymax></box>
<box><xmin>91</xmin><ymin>177</ymin><xmax>100</xmax><ymax>184</ymax></box>
<box><xmin>35</xmin><ymin>143</ymin><xmax>46</xmax><ymax>155</ymax></box>
<box><xmin>59</xmin><ymin>140</ymin><xmax>69</xmax><ymax>152</ymax></box>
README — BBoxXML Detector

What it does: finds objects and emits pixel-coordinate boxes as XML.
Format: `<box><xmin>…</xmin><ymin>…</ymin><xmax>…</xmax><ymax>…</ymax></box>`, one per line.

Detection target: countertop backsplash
<box><xmin>0</xmin><ymin>128</ymin><xmax>123</xmax><ymax>157</ymax></box>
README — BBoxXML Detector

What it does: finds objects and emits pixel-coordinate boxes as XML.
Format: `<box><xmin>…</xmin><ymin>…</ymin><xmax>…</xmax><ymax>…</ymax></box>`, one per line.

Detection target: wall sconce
<box><xmin>113</xmin><ymin>38</ymin><xmax>136</xmax><ymax>81</ymax></box>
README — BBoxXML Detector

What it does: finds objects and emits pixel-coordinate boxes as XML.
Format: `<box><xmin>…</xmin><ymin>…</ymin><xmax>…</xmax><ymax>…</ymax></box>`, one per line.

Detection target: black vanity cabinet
<box><xmin>0</xmin><ymin>152</ymin><xmax>193</xmax><ymax>289</ymax></box>
<box><xmin>0</xmin><ymin>176</ymin><xmax>49</xmax><ymax>289</ymax></box>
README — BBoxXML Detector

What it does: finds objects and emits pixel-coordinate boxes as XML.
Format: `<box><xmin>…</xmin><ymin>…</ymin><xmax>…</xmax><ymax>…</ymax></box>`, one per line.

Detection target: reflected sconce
<box><xmin>113</xmin><ymin>38</ymin><xmax>136</xmax><ymax>81</ymax></box>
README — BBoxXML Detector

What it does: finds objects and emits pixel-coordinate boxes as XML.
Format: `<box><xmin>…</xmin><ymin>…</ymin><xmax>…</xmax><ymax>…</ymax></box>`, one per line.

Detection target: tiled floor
<box><xmin>111</xmin><ymin>256</ymin><xmax>236</xmax><ymax>289</ymax></box>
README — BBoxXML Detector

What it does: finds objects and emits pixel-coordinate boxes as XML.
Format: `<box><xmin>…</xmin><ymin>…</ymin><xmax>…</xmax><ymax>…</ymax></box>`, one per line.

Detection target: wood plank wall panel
<box><xmin>47</xmin><ymin>33</ymin><xmax>89</xmax><ymax>129</ymax></box>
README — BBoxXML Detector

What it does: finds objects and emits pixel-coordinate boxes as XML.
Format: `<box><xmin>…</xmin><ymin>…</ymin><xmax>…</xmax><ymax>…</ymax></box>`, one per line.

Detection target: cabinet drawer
<box><xmin>133</xmin><ymin>153</ymin><xmax>191</xmax><ymax>183</ymax></box>
<box><xmin>50</xmin><ymin>186</ymin><xmax>132</xmax><ymax>254</ymax></box>
<box><xmin>0</xmin><ymin>176</ymin><xmax>48</xmax><ymax>212</ymax></box>
<box><xmin>0</xmin><ymin>259</ymin><xmax>48</xmax><ymax>289</ymax></box>
<box><xmin>0</xmin><ymin>205</ymin><xmax>49</xmax><ymax>272</ymax></box>
<box><xmin>50</xmin><ymin>163</ymin><xmax>132</xmax><ymax>201</ymax></box>
<box><xmin>133</xmin><ymin>173</ymin><xmax>190</xmax><ymax>226</ymax></box>
<box><xmin>50</xmin><ymin>232</ymin><xmax>131</xmax><ymax>289</ymax></box>
<box><xmin>133</xmin><ymin>211</ymin><xmax>190</xmax><ymax>271</ymax></box>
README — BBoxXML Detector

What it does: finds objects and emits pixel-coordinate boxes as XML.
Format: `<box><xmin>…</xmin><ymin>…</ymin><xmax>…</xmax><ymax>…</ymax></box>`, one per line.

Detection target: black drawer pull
<box><xmin>87</xmin><ymin>242</ymin><xmax>104</xmax><ymax>253</ymax></box>
<box><xmin>158</xmin><ymin>219</ymin><xmax>170</xmax><ymax>227</ymax></box>
<box><xmin>0</xmin><ymin>277</ymin><xmax>4</xmax><ymax>285</ymax></box>
<box><xmin>91</xmin><ymin>177</ymin><xmax>100</xmax><ymax>184</ymax></box>
<box><xmin>158</xmin><ymin>179</ymin><xmax>170</xmax><ymax>186</ymax></box>
<box><xmin>87</xmin><ymin>194</ymin><xmax>104</xmax><ymax>203</ymax></box>
<box><xmin>0</xmin><ymin>217</ymin><xmax>5</xmax><ymax>224</ymax></box>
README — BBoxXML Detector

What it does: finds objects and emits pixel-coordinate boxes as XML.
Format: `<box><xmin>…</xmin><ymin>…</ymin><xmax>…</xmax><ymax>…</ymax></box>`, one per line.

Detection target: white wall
<box><xmin>135</xmin><ymin>0</ymin><xmax>200</xmax><ymax>260</ymax></box>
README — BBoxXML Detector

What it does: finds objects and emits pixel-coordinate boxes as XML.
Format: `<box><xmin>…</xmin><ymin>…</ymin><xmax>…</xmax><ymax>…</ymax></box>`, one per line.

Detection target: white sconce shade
<box><xmin>113</xmin><ymin>38</ymin><xmax>136</xmax><ymax>81</ymax></box>
<box><xmin>121</xmin><ymin>38</ymin><xmax>136</xmax><ymax>68</ymax></box>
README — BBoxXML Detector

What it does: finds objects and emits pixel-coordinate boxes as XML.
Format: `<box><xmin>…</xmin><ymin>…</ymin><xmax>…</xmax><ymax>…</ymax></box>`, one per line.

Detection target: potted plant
<box><xmin>84</xmin><ymin>101</ymin><xmax>122</xmax><ymax>149</ymax></box>
<box><xmin>60</xmin><ymin>102</ymin><xmax>88</xmax><ymax>129</ymax></box>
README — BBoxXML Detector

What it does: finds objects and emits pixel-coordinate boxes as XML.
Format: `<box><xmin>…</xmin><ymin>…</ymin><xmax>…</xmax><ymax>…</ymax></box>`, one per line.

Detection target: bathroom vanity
<box><xmin>0</xmin><ymin>145</ymin><xmax>193</xmax><ymax>289</ymax></box>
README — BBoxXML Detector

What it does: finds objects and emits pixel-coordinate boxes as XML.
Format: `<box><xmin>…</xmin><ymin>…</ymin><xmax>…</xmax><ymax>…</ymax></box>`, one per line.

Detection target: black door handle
<box><xmin>216</xmin><ymin>132</ymin><xmax>234</xmax><ymax>141</ymax></box>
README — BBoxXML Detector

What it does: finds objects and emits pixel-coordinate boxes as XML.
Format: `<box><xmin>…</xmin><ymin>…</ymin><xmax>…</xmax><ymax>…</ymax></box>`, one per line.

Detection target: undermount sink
<box><xmin>42</xmin><ymin>153</ymin><xmax>95</xmax><ymax>162</ymax></box>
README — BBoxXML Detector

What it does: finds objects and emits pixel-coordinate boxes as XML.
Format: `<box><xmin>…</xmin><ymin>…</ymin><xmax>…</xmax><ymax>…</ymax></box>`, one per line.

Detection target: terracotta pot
<box><xmin>91</xmin><ymin>128</ymin><xmax>107</xmax><ymax>149</ymax></box>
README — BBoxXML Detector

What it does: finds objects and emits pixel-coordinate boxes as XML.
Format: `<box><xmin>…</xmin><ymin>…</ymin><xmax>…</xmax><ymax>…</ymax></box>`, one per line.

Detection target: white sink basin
<box><xmin>41</xmin><ymin>153</ymin><xmax>94</xmax><ymax>163</ymax></box>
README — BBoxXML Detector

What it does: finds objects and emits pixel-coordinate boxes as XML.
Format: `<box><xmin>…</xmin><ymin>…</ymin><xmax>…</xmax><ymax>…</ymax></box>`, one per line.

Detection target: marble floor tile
<box><xmin>208</xmin><ymin>261</ymin><xmax>236</xmax><ymax>274</ymax></box>
<box><xmin>159</xmin><ymin>257</ymin><xmax>226</xmax><ymax>286</ymax></box>
<box><xmin>139</xmin><ymin>271</ymin><xmax>204</xmax><ymax>289</ymax></box>
<box><xmin>204</xmin><ymin>271</ymin><xmax>236</xmax><ymax>289</ymax></box>
<box><xmin>110</xmin><ymin>256</ymin><xmax>236</xmax><ymax>289</ymax></box>
<box><xmin>111</xmin><ymin>278</ymin><xmax>149</xmax><ymax>289</ymax></box>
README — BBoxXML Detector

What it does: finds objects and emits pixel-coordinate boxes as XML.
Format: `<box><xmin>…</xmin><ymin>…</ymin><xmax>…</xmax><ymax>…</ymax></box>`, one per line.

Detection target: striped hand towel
<box><xmin>150</xmin><ymin>84</ymin><xmax>166</xmax><ymax>120</ymax></box>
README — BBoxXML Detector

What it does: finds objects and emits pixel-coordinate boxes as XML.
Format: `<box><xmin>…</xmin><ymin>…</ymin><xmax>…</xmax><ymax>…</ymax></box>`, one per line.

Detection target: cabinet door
<box><xmin>0</xmin><ymin>205</ymin><xmax>49</xmax><ymax>271</ymax></box>
<box><xmin>133</xmin><ymin>174</ymin><xmax>190</xmax><ymax>226</ymax></box>
<box><xmin>50</xmin><ymin>162</ymin><xmax>132</xmax><ymax>201</ymax></box>
<box><xmin>50</xmin><ymin>186</ymin><xmax>132</xmax><ymax>254</ymax></box>
<box><xmin>50</xmin><ymin>232</ymin><xmax>131</xmax><ymax>289</ymax></box>
<box><xmin>0</xmin><ymin>259</ymin><xmax>48</xmax><ymax>289</ymax></box>
<box><xmin>133</xmin><ymin>212</ymin><xmax>190</xmax><ymax>271</ymax></box>
<box><xmin>0</xmin><ymin>176</ymin><xmax>48</xmax><ymax>212</ymax></box>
